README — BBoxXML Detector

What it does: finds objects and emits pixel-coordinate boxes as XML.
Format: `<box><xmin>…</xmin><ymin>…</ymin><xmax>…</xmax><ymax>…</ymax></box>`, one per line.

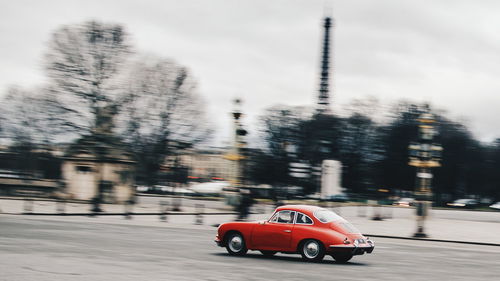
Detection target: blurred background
<box><xmin>0</xmin><ymin>0</ymin><xmax>499</xmax><ymax>211</ymax></box>
<box><xmin>1</xmin><ymin>1</ymin><xmax>500</xmax><ymax>280</ymax></box>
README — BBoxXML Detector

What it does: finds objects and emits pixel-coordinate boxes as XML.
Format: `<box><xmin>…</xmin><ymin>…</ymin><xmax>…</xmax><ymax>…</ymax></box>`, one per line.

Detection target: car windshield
<box><xmin>455</xmin><ymin>199</ymin><xmax>473</xmax><ymax>203</ymax></box>
<box><xmin>313</xmin><ymin>209</ymin><xmax>344</xmax><ymax>223</ymax></box>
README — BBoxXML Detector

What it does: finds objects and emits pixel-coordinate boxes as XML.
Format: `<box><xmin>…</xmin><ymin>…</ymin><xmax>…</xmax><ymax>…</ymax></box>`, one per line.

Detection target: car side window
<box><xmin>275</xmin><ymin>210</ymin><xmax>295</xmax><ymax>224</ymax></box>
<box><xmin>295</xmin><ymin>212</ymin><xmax>313</xmax><ymax>225</ymax></box>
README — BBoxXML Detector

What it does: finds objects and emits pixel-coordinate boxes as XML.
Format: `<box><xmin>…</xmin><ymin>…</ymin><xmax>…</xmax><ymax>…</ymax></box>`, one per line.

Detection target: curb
<box><xmin>364</xmin><ymin>234</ymin><xmax>500</xmax><ymax>247</ymax></box>
<box><xmin>2</xmin><ymin>212</ymin><xmax>238</xmax><ymax>216</ymax></box>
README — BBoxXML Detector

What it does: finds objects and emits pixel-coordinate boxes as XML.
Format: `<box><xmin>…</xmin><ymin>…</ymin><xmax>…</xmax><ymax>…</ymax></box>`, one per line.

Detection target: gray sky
<box><xmin>1</xmin><ymin>0</ymin><xmax>500</xmax><ymax>145</ymax></box>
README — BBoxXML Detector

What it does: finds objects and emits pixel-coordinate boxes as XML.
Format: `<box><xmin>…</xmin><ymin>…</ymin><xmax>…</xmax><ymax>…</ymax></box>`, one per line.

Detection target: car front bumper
<box><xmin>214</xmin><ymin>236</ymin><xmax>223</xmax><ymax>247</ymax></box>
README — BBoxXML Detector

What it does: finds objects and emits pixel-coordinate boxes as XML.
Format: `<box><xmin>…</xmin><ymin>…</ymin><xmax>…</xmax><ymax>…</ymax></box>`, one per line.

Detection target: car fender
<box><xmin>291</xmin><ymin>225</ymin><xmax>346</xmax><ymax>250</ymax></box>
<box><xmin>217</xmin><ymin>222</ymin><xmax>257</xmax><ymax>247</ymax></box>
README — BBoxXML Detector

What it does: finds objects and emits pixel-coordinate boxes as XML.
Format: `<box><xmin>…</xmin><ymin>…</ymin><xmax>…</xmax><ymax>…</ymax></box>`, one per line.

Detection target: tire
<box><xmin>331</xmin><ymin>252</ymin><xmax>353</xmax><ymax>263</ymax></box>
<box><xmin>299</xmin><ymin>239</ymin><xmax>325</xmax><ymax>262</ymax></box>
<box><xmin>260</xmin><ymin>250</ymin><xmax>277</xmax><ymax>257</ymax></box>
<box><xmin>225</xmin><ymin>232</ymin><xmax>248</xmax><ymax>256</ymax></box>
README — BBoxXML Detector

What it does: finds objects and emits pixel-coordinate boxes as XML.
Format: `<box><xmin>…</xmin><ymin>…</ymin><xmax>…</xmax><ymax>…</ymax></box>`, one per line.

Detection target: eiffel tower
<box><xmin>316</xmin><ymin>16</ymin><xmax>333</xmax><ymax>115</ymax></box>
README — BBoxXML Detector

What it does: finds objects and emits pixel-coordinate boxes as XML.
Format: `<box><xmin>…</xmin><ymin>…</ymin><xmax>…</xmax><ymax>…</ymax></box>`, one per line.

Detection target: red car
<box><xmin>215</xmin><ymin>205</ymin><xmax>374</xmax><ymax>263</ymax></box>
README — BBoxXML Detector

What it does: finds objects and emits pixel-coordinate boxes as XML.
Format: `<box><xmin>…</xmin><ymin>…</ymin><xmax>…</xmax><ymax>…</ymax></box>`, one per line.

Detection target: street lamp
<box><xmin>229</xmin><ymin>98</ymin><xmax>247</xmax><ymax>188</ymax></box>
<box><xmin>408</xmin><ymin>109</ymin><xmax>442</xmax><ymax>237</ymax></box>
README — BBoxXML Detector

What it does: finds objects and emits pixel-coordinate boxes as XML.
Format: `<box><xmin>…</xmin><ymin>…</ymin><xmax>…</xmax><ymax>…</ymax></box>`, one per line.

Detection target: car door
<box><xmin>251</xmin><ymin>210</ymin><xmax>295</xmax><ymax>251</ymax></box>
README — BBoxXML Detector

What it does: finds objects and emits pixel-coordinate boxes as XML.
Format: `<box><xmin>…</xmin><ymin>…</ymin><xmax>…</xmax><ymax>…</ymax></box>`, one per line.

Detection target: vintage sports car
<box><xmin>215</xmin><ymin>205</ymin><xmax>374</xmax><ymax>263</ymax></box>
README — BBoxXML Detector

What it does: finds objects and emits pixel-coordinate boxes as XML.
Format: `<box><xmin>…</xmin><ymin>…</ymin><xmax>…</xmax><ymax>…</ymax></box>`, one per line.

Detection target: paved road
<box><xmin>1</xmin><ymin>215</ymin><xmax>499</xmax><ymax>281</ymax></box>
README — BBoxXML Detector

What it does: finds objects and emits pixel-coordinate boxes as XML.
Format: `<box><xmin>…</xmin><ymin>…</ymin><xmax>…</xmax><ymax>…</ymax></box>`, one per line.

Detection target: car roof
<box><xmin>275</xmin><ymin>205</ymin><xmax>323</xmax><ymax>215</ymax></box>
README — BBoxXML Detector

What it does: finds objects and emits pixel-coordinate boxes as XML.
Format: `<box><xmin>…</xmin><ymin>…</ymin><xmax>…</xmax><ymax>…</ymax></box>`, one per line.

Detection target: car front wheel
<box><xmin>225</xmin><ymin>232</ymin><xmax>248</xmax><ymax>256</ymax></box>
<box><xmin>300</xmin><ymin>239</ymin><xmax>325</xmax><ymax>262</ymax></box>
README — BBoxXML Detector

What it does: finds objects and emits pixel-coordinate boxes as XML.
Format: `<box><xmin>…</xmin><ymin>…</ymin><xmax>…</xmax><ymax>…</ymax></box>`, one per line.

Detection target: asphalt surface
<box><xmin>1</xmin><ymin>215</ymin><xmax>499</xmax><ymax>281</ymax></box>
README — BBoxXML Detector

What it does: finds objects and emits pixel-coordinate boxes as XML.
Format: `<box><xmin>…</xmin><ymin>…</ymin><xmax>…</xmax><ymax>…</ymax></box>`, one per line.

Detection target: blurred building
<box><xmin>62</xmin><ymin>135</ymin><xmax>135</xmax><ymax>203</ymax></box>
<box><xmin>62</xmin><ymin>105</ymin><xmax>135</xmax><ymax>203</ymax></box>
<box><xmin>168</xmin><ymin>148</ymin><xmax>236</xmax><ymax>182</ymax></box>
<box><xmin>0</xmin><ymin>146</ymin><xmax>61</xmax><ymax>196</ymax></box>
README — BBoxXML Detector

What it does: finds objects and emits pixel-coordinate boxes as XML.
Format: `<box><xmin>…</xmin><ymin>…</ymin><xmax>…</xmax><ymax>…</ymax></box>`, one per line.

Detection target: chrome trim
<box><xmin>228</xmin><ymin>235</ymin><xmax>243</xmax><ymax>252</ymax></box>
<box><xmin>303</xmin><ymin>240</ymin><xmax>320</xmax><ymax>259</ymax></box>
<box><xmin>329</xmin><ymin>240</ymin><xmax>375</xmax><ymax>255</ymax></box>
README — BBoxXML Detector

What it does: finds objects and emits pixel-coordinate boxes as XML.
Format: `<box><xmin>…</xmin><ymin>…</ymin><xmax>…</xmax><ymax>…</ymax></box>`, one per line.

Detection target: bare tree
<box><xmin>0</xmin><ymin>86</ymin><xmax>65</xmax><ymax>145</ymax></box>
<box><xmin>2</xmin><ymin>21</ymin><xmax>212</xmax><ymax>185</ymax></box>
<box><xmin>117</xmin><ymin>56</ymin><xmax>213</xmax><ymax>184</ymax></box>
<box><xmin>44</xmin><ymin>20</ymin><xmax>132</xmax><ymax>134</ymax></box>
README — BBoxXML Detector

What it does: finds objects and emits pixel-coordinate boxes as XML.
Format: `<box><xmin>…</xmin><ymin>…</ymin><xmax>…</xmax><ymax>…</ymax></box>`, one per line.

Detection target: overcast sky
<box><xmin>1</xmin><ymin>0</ymin><xmax>500</xmax><ymax>145</ymax></box>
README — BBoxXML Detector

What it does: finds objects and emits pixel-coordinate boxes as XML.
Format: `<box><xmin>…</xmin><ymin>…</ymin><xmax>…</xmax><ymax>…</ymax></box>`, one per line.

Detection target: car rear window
<box><xmin>313</xmin><ymin>209</ymin><xmax>343</xmax><ymax>223</ymax></box>
<box><xmin>339</xmin><ymin>222</ymin><xmax>360</xmax><ymax>233</ymax></box>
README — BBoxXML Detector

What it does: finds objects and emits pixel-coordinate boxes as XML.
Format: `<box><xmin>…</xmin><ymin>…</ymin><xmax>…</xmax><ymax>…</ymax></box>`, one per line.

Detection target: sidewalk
<box><xmin>1</xmin><ymin>197</ymin><xmax>499</xmax><ymax>246</ymax></box>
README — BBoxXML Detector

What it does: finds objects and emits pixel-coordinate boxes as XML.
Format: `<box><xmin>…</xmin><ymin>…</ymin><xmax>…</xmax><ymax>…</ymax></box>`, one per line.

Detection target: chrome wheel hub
<box><xmin>304</xmin><ymin>241</ymin><xmax>319</xmax><ymax>258</ymax></box>
<box><xmin>229</xmin><ymin>235</ymin><xmax>243</xmax><ymax>252</ymax></box>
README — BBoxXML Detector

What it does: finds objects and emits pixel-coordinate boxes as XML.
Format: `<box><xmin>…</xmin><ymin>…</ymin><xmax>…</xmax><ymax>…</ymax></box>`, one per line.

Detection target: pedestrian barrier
<box><xmin>384</xmin><ymin>206</ymin><xmax>393</xmax><ymax>219</ymax></box>
<box><xmin>56</xmin><ymin>199</ymin><xmax>66</xmax><ymax>215</ymax></box>
<box><xmin>357</xmin><ymin>204</ymin><xmax>366</xmax><ymax>217</ymax></box>
<box><xmin>195</xmin><ymin>204</ymin><xmax>204</xmax><ymax>225</ymax></box>
<box><xmin>23</xmin><ymin>198</ymin><xmax>33</xmax><ymax>214</ymax></box>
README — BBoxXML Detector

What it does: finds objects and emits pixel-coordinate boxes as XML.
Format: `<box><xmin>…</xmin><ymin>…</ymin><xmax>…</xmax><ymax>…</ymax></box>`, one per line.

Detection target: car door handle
<box><xmin>284</xmin><ymin>230</ymin><xmax>292</xmax><ymax>233</ymax></box>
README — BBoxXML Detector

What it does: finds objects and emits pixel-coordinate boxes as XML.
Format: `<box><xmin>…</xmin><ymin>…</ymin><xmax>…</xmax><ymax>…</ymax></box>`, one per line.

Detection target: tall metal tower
<box><xmin>316</xmin><ymin>16</ymin><xmax>333</xmax><ymax>115</ymax></box>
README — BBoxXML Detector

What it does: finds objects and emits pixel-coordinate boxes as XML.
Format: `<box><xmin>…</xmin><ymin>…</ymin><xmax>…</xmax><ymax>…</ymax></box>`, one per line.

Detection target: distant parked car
<box><xmin>325</xmin><ymin>194</ymin><xmax>350</xmax><ymax>202</ymax></box>
<box><xmin>393</xmin><ymin>198</ymin><xmax>415</xmax><ymax>207</ymax></box>
<box><xmin>447</xmin><ymin>199</ymin><xmax>479</xmax><ymax>209</ymax></box>
<box><xmin>489</xmin><ymin>202</ymin><xmax>500</xmax><ymax>210</ymax></box>
<box><xmin>135</xmin><ymin>185</ymin><xmax>151</xmax><ymax>193</ymax></box>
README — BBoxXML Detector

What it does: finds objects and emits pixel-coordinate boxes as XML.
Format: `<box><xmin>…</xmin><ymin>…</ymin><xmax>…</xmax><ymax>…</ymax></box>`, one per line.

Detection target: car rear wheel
<box><xmin>331</xmin><ymin>252</ymin><xmax>353</xmax><ymax>263</ymax></box>
<box><xmin>225</xmin><ymin>232</ymin><xmax>248</xmax><ymax>256</ymax></box>
<box><xmin>260</xmin><ymin>250</ymin><xmax>277</xmax><ymax>257</ymax></box>
<box><xmin>300</xmin><ymin>239</ymin><xmax>325</xmax><ymax>262</ymax></box>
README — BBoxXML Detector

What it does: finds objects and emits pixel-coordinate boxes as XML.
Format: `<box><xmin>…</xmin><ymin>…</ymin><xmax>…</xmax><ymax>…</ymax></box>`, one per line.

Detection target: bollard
<box><xmin>357</xmin><ymin>203</ymin><xmax>366</xmax><ymax>217</ymax></box>
<box><xmin>24</xmin><ymin>198</ymin><xmax>34</xmax><ymax>214</ymax></box>
<box><xmin>124</xmin><ymin>201</ymin><xmax>133</xmax><ymax>220</ymax></box>
<box><xmin>56</xmin><ymin>199</ymin><xmax>66</xmax><ymax>215</ymax></box>
<box><xmin>89</xmin><ymin>197</ymin><xmax>102</xmax><ymax>217</ymax></box>
<box><xmin>159</xmin><ymin>201</ymin><xmax>168</xmax><ymax>222</ymax></box>
<box><xmin>195</xmin><ymin>203</ymin><xmax>204</xmax><ymax>225</ymax></box>
<box><xmin>371</xmin><ymin>204</ymin><xmax>384</xmax><ymax>221</ymax></box>
<box><xmin>172</xmin><ymin>196</ymin><xmax>182</xmax><ymax>212</ymax></box>
<box><xmin>385</xmin><ymin>206</ymin><xmax>393</xmax><ymax>219</ymax></box>
<box><xmin>334</xmin><ymin>203</ymin><xmax>341</xmax><ymax>216</ymax></box>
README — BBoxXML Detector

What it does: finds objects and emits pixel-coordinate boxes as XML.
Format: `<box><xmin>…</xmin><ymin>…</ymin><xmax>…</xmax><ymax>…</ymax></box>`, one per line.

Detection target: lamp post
<box><xmin>408</xmin><ymin>109</ymin><xmax>442</xmax><ymax>238</ymax></box>
<box><xmin>230</xmin><ymin>98</ymin><xmax>248</xmax><ymax>188</ymax></box>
